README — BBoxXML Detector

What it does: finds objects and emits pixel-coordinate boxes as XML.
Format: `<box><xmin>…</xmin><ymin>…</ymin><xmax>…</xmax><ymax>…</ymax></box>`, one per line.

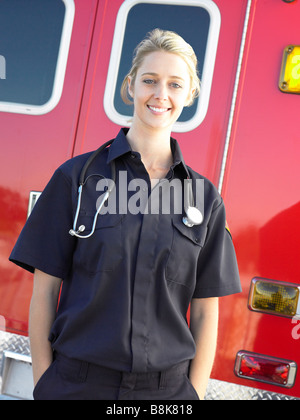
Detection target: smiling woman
<box><xmin>120</xmin><ymin>29</ymin><xmax>201</xmax><ymax>152</ymax></box>
<box><xmin>121</xmin><ymin>29</ymin><xmax>200</xmax><ymax>108</ymax></box>
<box><xmin>10</xmin><ymin>28</ymin><xmax>240</xmax><ymax>401</ymax></box>
<box><xmin>125</xmin><ymin>48</ymin><xmax>197</xmax><ymax>136</ymax></box>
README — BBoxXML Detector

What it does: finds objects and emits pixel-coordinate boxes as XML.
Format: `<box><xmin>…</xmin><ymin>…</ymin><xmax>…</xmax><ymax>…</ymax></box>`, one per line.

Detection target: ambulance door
<box><xmin>0</xmin><ymin>0</ymin><xmax>99</xmax><ymax>334</ymax></box>
<box><xmin>219</xmin><ymin>0</ymin><xmax>300</xmax><ymax>398</ymax></box>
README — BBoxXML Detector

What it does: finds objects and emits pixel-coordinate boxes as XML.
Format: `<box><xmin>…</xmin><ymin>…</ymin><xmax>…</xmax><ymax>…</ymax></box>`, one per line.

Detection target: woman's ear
<box><xmin>128</xmin><ymin>76</ymin><xmax>134</xmax><ymax>99</ymax></box>
<box><xmin>185</xmin><ymin>88</ymin><xmax>196</xmax><ymax>107</ymax></box>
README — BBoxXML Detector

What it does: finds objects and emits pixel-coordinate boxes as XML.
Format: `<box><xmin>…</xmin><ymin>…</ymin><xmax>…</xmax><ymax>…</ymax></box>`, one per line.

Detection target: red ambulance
<box><xmin>0</xmin><ymin>0</ymin><xmax>299</xmax><ymax>400</ymax></box>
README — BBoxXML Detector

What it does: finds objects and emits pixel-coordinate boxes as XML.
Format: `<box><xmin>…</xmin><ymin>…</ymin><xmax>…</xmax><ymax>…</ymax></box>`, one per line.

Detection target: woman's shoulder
<box><xmin>52</xmin><ymin>150</ymin><xmax>107</xmax><ymax>190</ymax></box>
<box><xmin>58</xmin><ymin>152</ymin><xmax>94</xmax><ymax>177</ymax></box>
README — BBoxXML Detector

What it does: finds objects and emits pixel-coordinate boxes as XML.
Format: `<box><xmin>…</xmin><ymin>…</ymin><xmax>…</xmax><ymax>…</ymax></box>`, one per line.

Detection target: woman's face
<box><xmin>128</xmin><ymin>51</ymin><xmax>194</xmax><ymax>133</ymax></box>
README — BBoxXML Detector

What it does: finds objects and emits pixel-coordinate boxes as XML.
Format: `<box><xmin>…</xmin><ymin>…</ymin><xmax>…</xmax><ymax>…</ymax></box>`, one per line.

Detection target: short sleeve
<box><xmin>193</xmin><ymin>200</ymin><xmax>241</xmax><ymax>298</ymax></box>
<box><xmin>9</xmin><ymin>168</ymin><xmax>76</xmax><ymax>279</ymax></box>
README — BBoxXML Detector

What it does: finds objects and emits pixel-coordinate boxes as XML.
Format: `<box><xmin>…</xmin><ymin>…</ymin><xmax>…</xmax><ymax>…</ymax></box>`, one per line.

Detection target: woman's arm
<box><xmin>189</xmin><ymin>297</ymin><xmax>219</xmax><ymax>400</ymax></box>
<box><xmin>29</xmin><ymin>269</ymin><xmax>62</xmax><ymax>386</ymax></box>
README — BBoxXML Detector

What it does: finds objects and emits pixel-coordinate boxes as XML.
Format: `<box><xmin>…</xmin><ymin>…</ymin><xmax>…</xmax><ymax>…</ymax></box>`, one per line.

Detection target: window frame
<box><xmin>0</xmin><ymin>0</ymin><xmax>75</xmax><ymax>116</ymax></box>
<box><xmin>104</xmin><ymin>0</ymin><xmax>221</xmax><ymax>133</ymax></box>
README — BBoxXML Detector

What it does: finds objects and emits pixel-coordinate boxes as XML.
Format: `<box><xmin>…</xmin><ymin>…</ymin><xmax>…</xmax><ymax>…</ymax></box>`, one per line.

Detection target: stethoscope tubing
<box><xmin>69</xmin><ymin>140</ymin><xmax>203</xmax><ymax>238</ymax></box>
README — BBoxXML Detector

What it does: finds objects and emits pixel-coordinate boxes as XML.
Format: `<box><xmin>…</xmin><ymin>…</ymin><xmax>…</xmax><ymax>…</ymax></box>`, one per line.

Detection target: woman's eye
<box><xmin>171</xmin><ymin>83</ymin><xmax>182</xmax><ymax>89</ymax></box>
<box><xmin>143</xmin><ymin>79</ymin><xmax>155</xmax><ymax>85</ymax></box>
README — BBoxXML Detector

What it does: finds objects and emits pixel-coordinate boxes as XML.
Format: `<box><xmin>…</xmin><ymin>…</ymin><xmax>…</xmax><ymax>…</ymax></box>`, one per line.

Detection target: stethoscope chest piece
<box><xmin>182</xmin><ymin>206</ymin><xmax>203</xmax><ymax>228</ymax></box>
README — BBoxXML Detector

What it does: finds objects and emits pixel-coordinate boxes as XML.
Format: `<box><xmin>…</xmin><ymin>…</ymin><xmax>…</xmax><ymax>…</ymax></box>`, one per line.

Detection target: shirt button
<box><xmin>131</xmin><ymin>154</ymin><xmax>136</xmax><ymax>159</ymax></box>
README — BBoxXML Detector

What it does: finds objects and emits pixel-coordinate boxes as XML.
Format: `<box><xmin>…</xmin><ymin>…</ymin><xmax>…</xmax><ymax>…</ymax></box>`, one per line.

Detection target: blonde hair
<box><xmin>121</xmin><ymin>29</ymin><xmax>201</xmax><ymax>107</ymax></box>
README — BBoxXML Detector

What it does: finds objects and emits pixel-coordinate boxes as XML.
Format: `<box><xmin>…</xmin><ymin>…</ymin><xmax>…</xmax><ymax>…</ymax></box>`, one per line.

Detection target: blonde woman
<box><xmin>10</xmin><ymin>29</ymin><xmax>241</xmax><ymax>400</ymax></box>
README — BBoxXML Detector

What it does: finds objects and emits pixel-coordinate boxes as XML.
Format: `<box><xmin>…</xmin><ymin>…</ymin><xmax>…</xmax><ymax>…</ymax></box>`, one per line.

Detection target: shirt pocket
<box><xmin>74</xmin><ymin>213</ymin><xmax>124</xmax><ymax>274</ymax></box>
<box><xmin>165</xmin><ymin>217</ymin><xmax>207</xmax><ymax>289</ymax></box>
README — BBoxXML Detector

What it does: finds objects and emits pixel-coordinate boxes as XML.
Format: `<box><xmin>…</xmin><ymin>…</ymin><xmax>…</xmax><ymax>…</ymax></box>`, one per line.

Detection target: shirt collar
<box><xmin>107</xmin><ymin>128</ymin><xmax>190</xmax><ymax>179</ymax></box>
<box><xmin>170</xmin><ymin>137</ymin><xmax>190</xmax><ymax>179</ymax></box>
<box><xmin>107</xmin><ymin>128</ymin><xmax>132</xmax><ymax>164</ymax></box>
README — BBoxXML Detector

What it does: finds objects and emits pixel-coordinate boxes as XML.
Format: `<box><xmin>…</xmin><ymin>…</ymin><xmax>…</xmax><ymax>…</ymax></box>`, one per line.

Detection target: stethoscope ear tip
<box><xmin>69</xmin><ymin>225</ymin><xmax>86</xmax><ymax>237</ymax></box>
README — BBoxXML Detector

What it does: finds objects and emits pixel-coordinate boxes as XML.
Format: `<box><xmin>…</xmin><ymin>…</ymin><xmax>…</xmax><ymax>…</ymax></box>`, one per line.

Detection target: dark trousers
<box><xmin>33</xmin><ymin>353</ymin><xmax>200</xmax><ymax>400</ymax></box>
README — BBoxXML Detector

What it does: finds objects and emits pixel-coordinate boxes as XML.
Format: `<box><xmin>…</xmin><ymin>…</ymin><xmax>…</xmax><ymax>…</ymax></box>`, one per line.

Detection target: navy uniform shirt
<box><xmin>10</xmin><ymin>128</ymin><xmax>241</xmax><ymax>373</ymax></box>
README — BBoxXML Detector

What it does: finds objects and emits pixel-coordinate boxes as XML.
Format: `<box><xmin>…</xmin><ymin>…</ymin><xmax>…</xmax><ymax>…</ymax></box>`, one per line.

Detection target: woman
<box><xmin>10</xmin><ymin>29</ymin><xmax>241</xmax><ymax>400</ymax></box>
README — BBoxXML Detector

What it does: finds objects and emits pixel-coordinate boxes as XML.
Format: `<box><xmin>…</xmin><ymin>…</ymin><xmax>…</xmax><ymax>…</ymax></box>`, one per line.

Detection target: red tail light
<box><xmin>235</xmin><ymin>351</ymin><xmax>297</xmax><ymax>388</ymax></box>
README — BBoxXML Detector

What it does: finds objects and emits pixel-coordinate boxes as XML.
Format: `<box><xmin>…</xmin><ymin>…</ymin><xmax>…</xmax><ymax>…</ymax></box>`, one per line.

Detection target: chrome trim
<box><xmin>218</xmin><ymin>0</ymin><xmax>253</xmax><ymax>193</ymax></box>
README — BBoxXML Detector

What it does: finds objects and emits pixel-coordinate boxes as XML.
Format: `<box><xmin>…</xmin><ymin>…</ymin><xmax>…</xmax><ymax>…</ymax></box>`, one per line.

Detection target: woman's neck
<box><xmin>126</xmin><ymin>124</ymin><xmax>173</xmax><ymax>180</ymax></box>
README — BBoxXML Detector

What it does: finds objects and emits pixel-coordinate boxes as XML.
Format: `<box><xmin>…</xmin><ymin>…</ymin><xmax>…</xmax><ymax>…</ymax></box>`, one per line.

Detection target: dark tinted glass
<box><xmin>0</xmin><ymin>0</ymin><xmax>65</xmax><ymax>106</ymax></box>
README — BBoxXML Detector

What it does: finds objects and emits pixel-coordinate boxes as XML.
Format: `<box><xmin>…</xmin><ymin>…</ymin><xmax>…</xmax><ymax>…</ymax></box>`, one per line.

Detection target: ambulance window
<box><xmin>104</xmin><ymin>0</ymin><xmax>220</xmax><ymax>133</ymax></box>
<box><xmin>0</xmin><ymin>0</ymin><xmax>75</xmax><ymax>116</ymax></box>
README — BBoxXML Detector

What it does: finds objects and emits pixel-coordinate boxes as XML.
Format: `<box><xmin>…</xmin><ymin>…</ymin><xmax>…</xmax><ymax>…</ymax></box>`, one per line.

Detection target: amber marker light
<box><xmin>248</xmin><ymin>278</ymin><xmax>300</xmax><ymax>318</ymax></box>
<box><xmin>279</xmin><ymin>45</ymin><xmax>300</xmax><ymax>94</ymax></box>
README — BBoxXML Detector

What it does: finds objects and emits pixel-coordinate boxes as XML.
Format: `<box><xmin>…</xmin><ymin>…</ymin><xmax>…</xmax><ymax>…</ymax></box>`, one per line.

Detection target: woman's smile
<box><xmin>147</xmin><ymin>105</ymin><xmax>171</xmax><ymax>114</ymax></box>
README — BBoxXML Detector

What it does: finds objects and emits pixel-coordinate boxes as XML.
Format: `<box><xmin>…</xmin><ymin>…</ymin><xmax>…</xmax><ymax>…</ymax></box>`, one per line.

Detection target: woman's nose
<box><xmin>154</xmin><ymin>83</ymin><xmax>168</xmax><ymax>101</ymax></box>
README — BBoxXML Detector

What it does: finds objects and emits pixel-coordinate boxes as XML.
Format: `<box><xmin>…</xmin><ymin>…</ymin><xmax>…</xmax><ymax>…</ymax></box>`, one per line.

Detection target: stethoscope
<box><xmin>69</xmin><ymin>140</ymin><xmax>203</xmax><ymax>239</ymax></box>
